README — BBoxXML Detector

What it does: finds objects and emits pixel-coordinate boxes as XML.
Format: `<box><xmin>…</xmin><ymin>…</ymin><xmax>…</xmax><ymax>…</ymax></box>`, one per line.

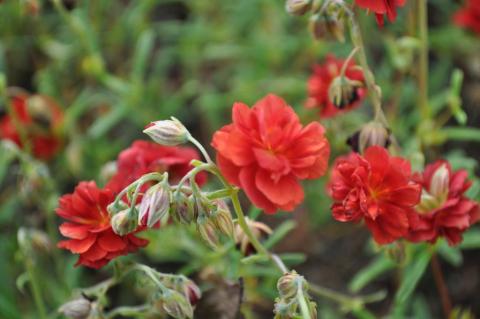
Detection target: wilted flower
<box><xmin>58</xmin><ymin>297</ymin><xmax>92</xmax><ymax>319</ymax></box>
<box><xmin>0</xmin><ymin>89</ymin><xmax>63</xmax><ymax>160</ymax></box>
<box><xmin>143</xmin><ymin>117</ymin><xmax>190</xmax><ymax>146</ymax></box>
<box><xmin>212</xmin><ymin>94</ymin><xmax>330</xmax><ymax>213</ymax></box>
<box><xmin>306</xmin><ymin>54</ymin><xmax>365</xmax><ymax>118</ymax></box>
<box><xmin>285</xmin><ymin>0</ymin><xmax>311</xmax><ymax>16</ymax></box>
<box><xmin>347</xmin><ymin>121</ymin><xmax>391</xmax><ymax>153</ymax></box>
<box><xmin>355</xmin><ymin>0</ymin><xmax>407</xmax><ymax>26</ymax></box>
<box><xmin>454</xmin><ymin>0</ymin><xmax>480</xmax><ymax>35</ymax></box>
<box><xmin>171</xmin><ymin>192</ymin><xmax>196</xmax><ymax>224</ymax></box>
<box><xmin>57</xmin><ymin>181</ymin><xmax>148</xmax><ymax>269</ymax></box>
<box><xmin>105</xmin><ymin>140</ymin><xmax>206</xmax><ymax>195</ymax></box>
<box><xmin>235</xmin><ymin>217</ymin><xmax>272</xmax><ymax>255</ymax></box>
<box><xmin>159</xmin><ymin>290</ymin><xmax>194</xmax><ymax>319</ymax></box>
<box><xmin>274</xmin><ymin>271</ymin><xmax>317</xmax><ymax>319</ymax></box>
<box><xmin>328</xmin><ymin>146</ymin><xmax>421</xmax><ymax>244</ymax></box>
<box><xmin>277</xmin><ymin>271</ymin><xmax>304</xmax><ymax>299</ymax></box>
<box><xmin>408</xmin><ymin>161</ymin><xmax>480</xmax><ymax>246</ymax></box>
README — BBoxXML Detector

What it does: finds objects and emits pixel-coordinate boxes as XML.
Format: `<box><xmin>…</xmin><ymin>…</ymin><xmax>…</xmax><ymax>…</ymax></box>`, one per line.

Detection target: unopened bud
<box><xmin>429</xmin><ymin>164</ymin><xmax>450</xmax><ymax>200</ymax></box>
<box><xmin>143</xmin><ymin>117</ymin><xmax>189</xmax><ymax>146</ymax></box>
<box><xmin>309</xmin><ymin>3</ymin><xmax>346</xmax><ymax>42</ymax></box>
<box><xmin>161</xmin><ymin>290</ymin><xmax>194</xmax><ymax>319</ymax></box>
<box><xmin>285</xmin><ymin>0</ymin><xmax>311</xmax><ymax>16</ymax></box>
<box><xmin>328</xmin><ymin>75</ymin><xmax>363</xmax><ymax>109</ymax></box>
<box><xmin>182</xmin><ymin>279</ymin><xmax>202</xmax><ymax>305</ymax></box>
<box><xmin>347</xmin><ymin>122</ymin><xmax>391</xmax><ymax>153</ymax></box>
<box><xmin>210</xmin><ymin>200</ymin><xmax>234</xmax><ymax>238</ymax></box>
<box><xmin>111</xmin><ymin>209</ymin><xmax>138</xmax><ymax>236</ymax></box>
<box><xmin>171</xmin><ymin>193</ymin><xmax>196</xmax><ymax>224</ymax></box>
<box><xmin>58</xmin><ymin>297</ymin><xmax>92</xmax><ymax>319</ymax></box>
<box><xmin>277</xmin><ymin>271</ymin><xmax>305</xmax><ymax>300</ymax></box>
<box><xmin>197</xmin><ymin>215</ymin><xmax>220</xmax><ymax>248</ymax></box>
<box><xmin>139</xmin><ymin>181</ymin><xmax>171</xmax><ymax>227</ymax></box>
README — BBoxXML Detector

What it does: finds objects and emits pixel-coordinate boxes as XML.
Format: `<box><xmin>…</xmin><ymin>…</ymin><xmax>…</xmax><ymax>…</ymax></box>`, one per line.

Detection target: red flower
<box><xmin>212</xmin><ymin>94</ymin><xmax>330</xmax><ymax>213</ymax></box>
<box><xmin>408</xmin><ymin>161</ymin><xmax>480</xmax><ymax>246</ymax></box>
<box><xmin>454</xmin><ymin>0</ymin><xmax>480</xmax><ymax>35</ymax></box>
<box><xmin>328</xmin><ymin>146</ymin><xmax>421</xmax><ymax>244</ymax></box>
<box><xmin>0</xmin><ymin>91</ymin><xmax>63</xmax><ymax>159</ymax></box>
<box><xmin>57</xmin><ymin>181</ymin><xmax>148</xmax><ymax>269</ymax></box>
<box><xmin>105</xmin><ymin>140</ymin><xmax>207</xmax><ymax>194</ymax></box>
<box><xmin>355</xmin><ymin>0</ymin><xmax>407</xmax><ymax>26</ymax></box>
<box><xmin>306</xmin><ymin>54</ymin><xmax>365</xmax><ymax>118</ymax></box>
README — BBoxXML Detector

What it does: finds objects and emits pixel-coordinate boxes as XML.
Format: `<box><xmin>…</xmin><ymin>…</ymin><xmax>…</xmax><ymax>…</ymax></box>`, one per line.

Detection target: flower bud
<box><xmin>347</xmin><ymin>122</ymin><xmax>391</xmax><ymax>153</ymax></box>
<box><xmin>277</xmin><ymin>271</ymin><xmax>305</xmax><ymax>300</ymax></box>
<box><xmin>235</xmin><ymin>218</ymin><xmax>272</xmax><ymax>255</ymax></box>
<box><xmin>184</xmin><ymin>279</ymin><xmax>202</xmax><ymax>305</ymax></box>
<box><xmin>328</xmin><ymin>75</ymin><xmax>363</xmax><ymax>109</ymax></box>
<box><xmin>111</xmin><ymin>209</ymin><xmax>138</xmax><ymax>236</ymax></box>
<box><xmin>197</xmin><ymin>215</ymin><xmax>220</xmax><ymax>248</ymax></box>
<box><xmin>285</xmin><ymin>0</ymin><xmax>311</xmax><ymax>16</ymax></box>
<box><xmin>58</xmin><ymin>297</ymin><xmax>92</xmax><ymax>319</ymax></box>
<box><xmin>429</xmin><ymin>164</ymin><xmax>450</xmax><ymax>200</ymax></box>
<box><xmin>210</xmin><ymin>200</ymin><xmax>234</xmax><ymax>238</ymax></box>
<box><xmin>143</xmin><ymin>117</ymin><xmax>189</xmax><ymax>146</ymax></box>
<box><xmin>172</xmin><ymin>193</ymin><xmax>196</xmax><ymax>224</ymax></box>
<box><xmin>309</xmin><ymin>5</ymin><xmax>345</xmax><ymax>43</ymax></box>
<box><xmin>139</xmin><ymin>181</ymin><xmax>171</xmax><ymax>228</ymax></box>
<box><xmin>161</xmin><ymin>290</ymin><xmax>194</xmax><ymax>319</ymax></box>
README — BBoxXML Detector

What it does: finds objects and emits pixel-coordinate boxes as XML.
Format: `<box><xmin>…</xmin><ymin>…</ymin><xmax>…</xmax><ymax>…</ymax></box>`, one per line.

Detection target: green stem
<box><xmin>344</xmin><ymin>5</ymin><xmax>388</xmax><ymax>126</ymax></box>
<box><xmin>105</xmin><ymin>305</ymin><xmax>150</xmax><ymax>319</ymax></box>
<box><xmin>297</xmin><ymin>282</ymin><xmax>312</xmax><ymax>319</ymax></box>
<box><xmin>418</xmin><ymin>0</ymin><xmax>430</xmax><ymax>120</ymax></box>
<box><xmin>24</xmin><ymin>258</ymin><xmax>47</xmax><ymax>319</ymax></box>
<box><xmin>188</xmin><ymin>136</ymin><xmax>213</xmax><ymax>164</ymax></box>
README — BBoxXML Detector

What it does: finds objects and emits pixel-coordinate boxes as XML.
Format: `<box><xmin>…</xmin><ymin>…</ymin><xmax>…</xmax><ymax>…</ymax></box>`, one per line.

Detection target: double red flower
<box><xmin>355</xmin><ymin>0</ymin><xmax>406</xmax><ymax>26</ymax></box>
<box><xmin>58</xmin><ymin>141</ymin><xmax>206</xmax><ymax>268</ymax></box>
<box><xmin>212</xmin><ymin>94</ymin><xmax>330</xmax><ymax>213</ymax></box>
<box><xmin>106</xmin><ymin>140</ymin><xmax>206</xmax><ymax>194</ymax></box>
<box><xmin>306</xmin><ymin>54</ymin><xmax>365</xmax><ymax>118</ymax></box>
<box><xmin>454</xmin><ymin>0</ymin><xmax>480</xmax><ymax>35</ymax></box>
<box><xmin>328</xmin><ymin>146</ymin><xmax>421</xmax><ymax>244</ymax></box>
<box><xmin>57</xmin><ymin>181</ymin><xmax>148</xmax><ymax>269</ymax></box>
<box><xmin>0</xmin><ymin>90</ymin><xmax>63</xmax><ymax>160</ymax></box>
<box><xmin>408</xmin><ymin>160</ymin><xmax>480</xmax><ymax>246</ymax></box>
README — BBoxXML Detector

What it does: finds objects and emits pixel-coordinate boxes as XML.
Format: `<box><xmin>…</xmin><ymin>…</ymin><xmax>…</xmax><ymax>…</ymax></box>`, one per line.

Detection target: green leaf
<box><xmin>440</xmin><ymin>127</ymin><xmax>480</xmax><ymax>143</ymax></box>
<box><xmin>241</xmin><ymin>254</ymin><xmax>269</xmax><ymax>264</ymax></box>
<box><xmin>263</xmin><ymin>220</ymin><xmax>296</xmax><ymax>249</ymax></box>
<box><xmin>394</xmin><ymin>249</ymin><xmax>431</xmax><ymax>305</ymax></box>
<box><xmin>349</xmin><ymin>256</ymin><xmax>395</xmax><ymax>293</ymax></box>
<box><xmin>459</xmin><ymin>228</ymin><xmax>480</xmax><ymax>250</ymax></box>
<box><xmin>437</xmin><ymin>241</ymin><xmax>462</xmax><ymax>267</ymax></box>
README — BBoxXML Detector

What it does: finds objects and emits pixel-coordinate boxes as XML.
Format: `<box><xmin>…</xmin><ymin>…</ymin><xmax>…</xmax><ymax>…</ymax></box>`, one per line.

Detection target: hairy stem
<box><xmin>418</xmin><ymin>0</ymin><xmax>430</xmax><ymax>120</ymax></box>
<box><xmin>430</xmin><ymin>253</ymin><xmax>452</xmax><ymax>318</ymax></box>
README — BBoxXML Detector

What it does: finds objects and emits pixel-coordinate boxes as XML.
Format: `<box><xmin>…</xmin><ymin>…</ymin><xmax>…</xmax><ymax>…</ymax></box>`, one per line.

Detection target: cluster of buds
<box><xmin>285</xmin><ymin>0</ymin><xmax>347</xmax><ymax>42</ymax></box>
<box><xmin>195</xmin><ymin>198</ymin><xmax>235</xmax><ymax>248</ymax></box>
<box><xmin>151</xmin><ymin>274</ymin><xmax>202</xmax><ymax>319</ymax></box>
<box><xmin>108</xmin><ymin>173</ymin><xmax>172</xmax><ymax>235</ymax></box>
<box><xmin>347</xmin><ymin>121</ymin><xmax>392</xmax><ymax>154</ymax></box>
<box><xmin>274</xmin><ymin>271</ymin><xmax>317</xmax><ymax>319</ymax></box>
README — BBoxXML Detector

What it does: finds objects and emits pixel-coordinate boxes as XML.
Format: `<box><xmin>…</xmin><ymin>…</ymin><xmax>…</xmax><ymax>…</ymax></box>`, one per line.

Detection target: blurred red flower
<box><xmin>355</xmin><ymin>0</ymin><xmax>406</xmax><ymax>26</ymax></box>
<box><xmin>212</xmin><ymin>94</ymin><xmax>330</xmax><ymax>213</ymax></box>
<box><xmin>306</xmin><ymin>54</ymin><xmax>365</xmax><ymax>118</ymax></box>
<box><xmin>57</xmin><ymin>181</ymin><xmax>148</xmax><ymax>269</ymax></box>
<box><xmin>454</xmin><ymin>0</ymin><xmax>480</xmax><ymax>35</ymax></box>
<box><xmin>105</xmin><ymin>140</ymin><xmax>207</xmax><ymax>194</ymax></box>
<box><xmin>0</xmin><ymin>90</ymin><xmax>63</xmax><ymax>160</ymax></box>
<box><xmin>408</xmin><ymin>161</ymin><xmax>480</xmax><ymax>246</ymax></box>
<box><xmin>328</xmin><ymin>146</ymin><xmax>421</xmax><ymax>244</ymax></box>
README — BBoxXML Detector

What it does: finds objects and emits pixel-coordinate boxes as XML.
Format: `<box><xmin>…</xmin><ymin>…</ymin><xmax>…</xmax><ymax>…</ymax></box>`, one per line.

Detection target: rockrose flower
<box><xmin>57</xmin><ymin>181</ymin><xmax>148</xmax><ymax>269</ymax></box>
<box><xmin>408</xmin><ymin>161</ymin><xmax>480</xmax><ymax>246</ymax></box>
<box><xmin>454</xmin><ymin>0</ymin><xmax>480</xmax><ymax>35</ymax></box>
<box><xmin>105</xmin><ymin>140</ymin><xmax>207</xmax><ymax>194</ymax></box>
<box><xmin>328</xmin><ymin>146</ymin><xmax>421</xmax><ymax>244</ymax></box>
<box><xmin>212</xmin><ymin>94</ymin><xmax>330</xmax><ymax>213</ymax></box>
<box><xmin>355</xmin><ymin>0</ymin><xmax>406</xmax><ymax>26</ymax></box>
<box><xmin>0</xmin><ymin>90</ymin><xmax>63</xmax><ymax>159</ymax></box>
<box><xmin>306</xmin><ymin>54</ymin><xmax>365</xmax><ymax>118</ymax></box>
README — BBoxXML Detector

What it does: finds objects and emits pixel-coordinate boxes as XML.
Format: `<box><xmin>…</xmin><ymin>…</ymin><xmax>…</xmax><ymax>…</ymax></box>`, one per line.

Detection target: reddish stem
<box><xmin>430</xmin><ymin>253</ymin><xmax>452</xmax><ymax>318</ymax></box>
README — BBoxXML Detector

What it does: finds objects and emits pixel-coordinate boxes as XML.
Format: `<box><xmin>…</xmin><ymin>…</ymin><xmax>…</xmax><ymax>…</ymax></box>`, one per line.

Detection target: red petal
<box><xmin>57</xmin><ymin>235</ymin><xmax>96</xmax><ymax>253</ymax></box>
<box><xmin>97</xmin><ymin>230</ymin><xmax>127</xmax><ymax>252</ymax></box>
<box><xmin>255</xmin><ymin>170</ymin><xmax>304</xmax><ymax>210</ymax></box>
<box><xmin>238</xmin><ymin>166</ymin><xmax>276</xmax><ymax>214</ymax></box>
